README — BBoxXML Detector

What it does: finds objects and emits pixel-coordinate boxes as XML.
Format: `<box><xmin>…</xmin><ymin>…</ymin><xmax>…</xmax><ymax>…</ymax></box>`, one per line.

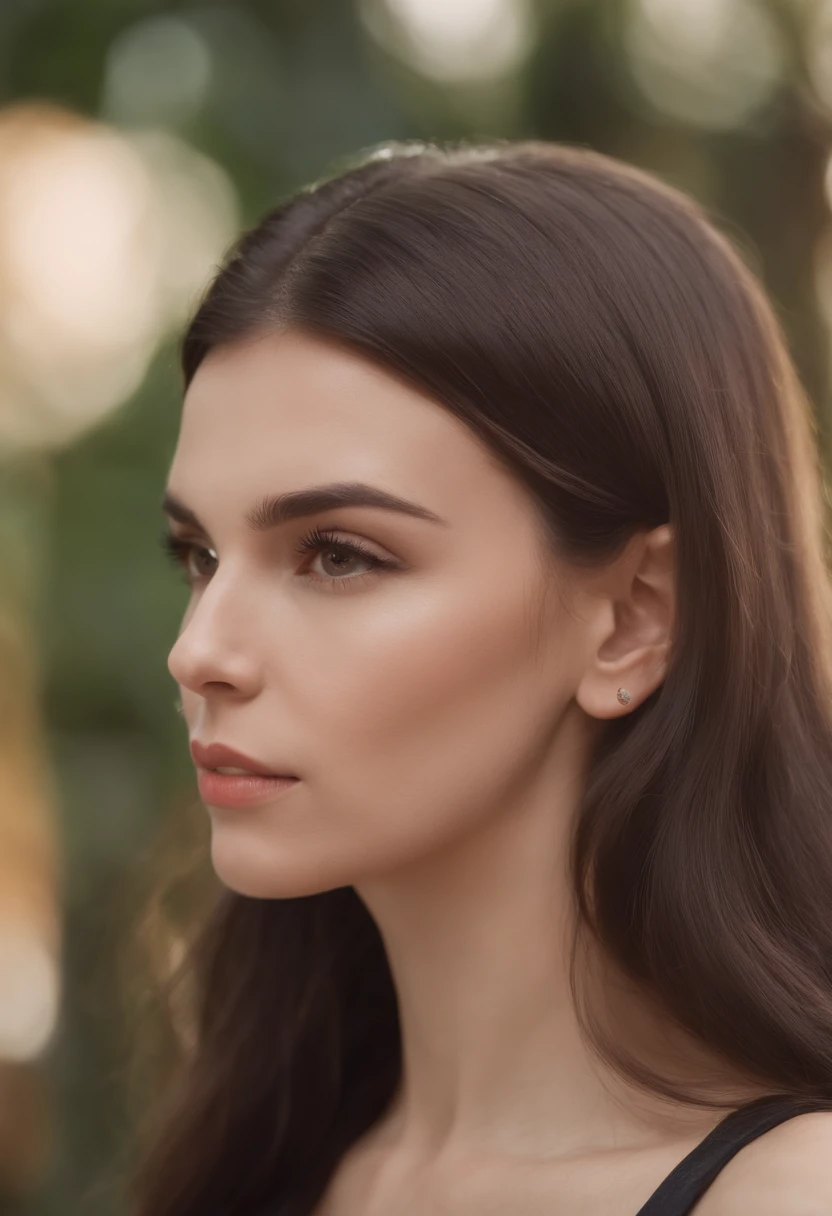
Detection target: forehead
<box><xmin>169</xmin><ymin>328</ymin><xmax>511</xmax><ymax>512</ymax></box>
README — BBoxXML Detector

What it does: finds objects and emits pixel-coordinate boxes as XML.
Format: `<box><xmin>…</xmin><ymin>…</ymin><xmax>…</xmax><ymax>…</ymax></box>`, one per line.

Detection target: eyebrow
<box><xmin>161</xmin><ymin>482</ymin><xmax>449</xmax><ymax>532</ymax></box>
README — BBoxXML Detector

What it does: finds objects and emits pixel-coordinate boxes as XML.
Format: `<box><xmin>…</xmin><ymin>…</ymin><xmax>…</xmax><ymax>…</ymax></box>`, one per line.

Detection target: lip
<box><xmin>190</xmin><ymin>740</ymin><xmax>296</xmax><ymax>777</ymax></box>
<box><xmin>190</xmin><ymin>740</ymin><xmax>300</xmax><ymax>809</ymax></box>
<box><xmin>196</xmin><ymin>769</ymin><xmax>299</xmax><ymax>809</ymax></box>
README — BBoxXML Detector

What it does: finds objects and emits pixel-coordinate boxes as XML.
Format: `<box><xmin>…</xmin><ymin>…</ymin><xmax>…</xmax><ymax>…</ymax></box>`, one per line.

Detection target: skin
<box><xmin>164</xmin><ymin>327</ymin><xmax>832</xmax><ymax>1214</ymax></box>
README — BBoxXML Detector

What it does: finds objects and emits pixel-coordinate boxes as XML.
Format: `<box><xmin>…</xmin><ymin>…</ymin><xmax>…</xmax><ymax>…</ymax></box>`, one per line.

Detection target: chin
<box><xmin>208</xmin><ymin>836</ymin><xmax>348</xmax><ymax>900</ymax></box>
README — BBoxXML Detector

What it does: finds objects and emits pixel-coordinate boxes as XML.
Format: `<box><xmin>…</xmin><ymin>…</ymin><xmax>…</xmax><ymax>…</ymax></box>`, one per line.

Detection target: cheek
<box><xmin>287</xmin><ymin>582</ymin><xmax>574</xmax><ymax>861</ymax></box>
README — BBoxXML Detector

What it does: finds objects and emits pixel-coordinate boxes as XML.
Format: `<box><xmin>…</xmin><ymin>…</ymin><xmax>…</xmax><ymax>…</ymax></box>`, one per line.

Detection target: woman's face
<box><xmin>165</xmin><ymin>328</ymin><xmax>595</xmax><ymax>897</ymax></box>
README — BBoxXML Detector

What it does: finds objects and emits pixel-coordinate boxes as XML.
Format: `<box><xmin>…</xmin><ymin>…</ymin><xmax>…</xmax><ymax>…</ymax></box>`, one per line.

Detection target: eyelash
<box><xmin>160</xmin><ymin>525</ymin><xmax>398</xmax><ymax>592</ymax></box>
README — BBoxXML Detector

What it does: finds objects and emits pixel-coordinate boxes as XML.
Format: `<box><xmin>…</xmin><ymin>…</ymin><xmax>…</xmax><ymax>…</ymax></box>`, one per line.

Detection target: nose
<box><xmin>167</xmin><ymin>580</ymin><xmax>262</xmax><ymax>701</ymax></box>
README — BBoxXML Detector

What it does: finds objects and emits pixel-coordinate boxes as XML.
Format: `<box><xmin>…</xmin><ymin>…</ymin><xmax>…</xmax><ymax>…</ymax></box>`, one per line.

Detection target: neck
<box><xmin>354</xmin><ymin>713</ymin><xmax>746</xmax><ymax>1166</ymax></box>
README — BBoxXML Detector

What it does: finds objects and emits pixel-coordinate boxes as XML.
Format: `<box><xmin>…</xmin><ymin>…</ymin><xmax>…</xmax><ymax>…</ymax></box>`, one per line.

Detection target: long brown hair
<box><xmin>129</xmin><ymin>139</ymin><xmax>832</xmax><ymax>1216</ymax></box>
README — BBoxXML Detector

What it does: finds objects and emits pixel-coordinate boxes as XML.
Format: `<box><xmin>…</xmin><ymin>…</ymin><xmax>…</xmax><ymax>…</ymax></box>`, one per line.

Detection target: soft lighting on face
<box><xmin>625</xmin><ymin>0</ymin><xmax>782</xmax><ymax>130</ymax></box>
<box><xmin>0</xmin><ymin>103</ymin><xmax>238</xmax><ymax>453</ymax></box>
<box><xmin>0</xmin><ymin>927</ymin><xmax>59</xmax><ymax>1062</ymax></box>
<box><xmin>361</xmin><ymin>0</ymin><xmax>533</xmax><ymax>83</ymax></box>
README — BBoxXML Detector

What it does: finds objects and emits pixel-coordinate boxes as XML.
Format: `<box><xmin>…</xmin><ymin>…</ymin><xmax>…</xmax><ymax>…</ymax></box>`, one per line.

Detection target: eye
<box><xmin>295</xmin><ymin>526</ymin><xmax>399</xmax><ymax>589</ymax></box>
<box><xmin>161</xmin><ymin>531</ymin><xmax>218</xmax><ymax>586</ymax></box>
<box><xmin>160</xmin><ymin>526</ymin><xmax>400</xmax><ymax>593</ymax></box>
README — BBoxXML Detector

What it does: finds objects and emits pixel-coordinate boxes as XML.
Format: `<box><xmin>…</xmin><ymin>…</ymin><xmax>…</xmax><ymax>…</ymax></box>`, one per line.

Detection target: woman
<box><xmin>131</xmin><ymin>139</ymin><xmax>832</xmax><ymax>1215</ymax></box>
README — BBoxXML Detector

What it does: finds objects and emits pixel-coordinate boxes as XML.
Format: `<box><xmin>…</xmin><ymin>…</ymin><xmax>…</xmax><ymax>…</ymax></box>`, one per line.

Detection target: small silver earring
<box><xmin>174</xmin><ymin>698</ymin><xmax>184</xmax><ymax>716</ymax></box>
<box><xmin>616</xmin><ymin>687</ymin><xmax>631</xmax><ymax>705</ymax></box>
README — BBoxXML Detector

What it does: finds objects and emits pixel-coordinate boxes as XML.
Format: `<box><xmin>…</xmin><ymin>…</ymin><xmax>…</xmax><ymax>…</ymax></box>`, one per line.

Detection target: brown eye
<box><xmin>161</xmin><ymin>532</ymin><xmax>218</xmax><ymax>587</ymax></box>
<box><xmin>188</xmin><ymin>544</ymin><xmax>218</xmax><ymax>581</ymax></box>
<box><xmin>294</xmin><ymin>526</ymin><xmax>400</xmax><ymax>590</ymax></box>
<box><xmin>313</xmin><ymin>544</ymin><xmax>375</xmax><ymax>579</ymax></box>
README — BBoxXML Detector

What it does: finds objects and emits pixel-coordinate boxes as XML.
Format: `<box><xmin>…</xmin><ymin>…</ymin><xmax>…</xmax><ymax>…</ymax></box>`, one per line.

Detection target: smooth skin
<box><xmin>164</xmin><ymin>329</ymin><xmax>832</xmax><ymax>1214</ymax></box>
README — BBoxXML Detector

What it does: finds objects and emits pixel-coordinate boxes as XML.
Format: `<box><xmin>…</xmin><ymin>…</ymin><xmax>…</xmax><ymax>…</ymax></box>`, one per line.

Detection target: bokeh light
<box><xmin>101</xmin><ymin>14</ymin><xmax>213</xmax><ymax>129</ymax></box>
<box><xmin>0</xmin><ymin>928</ymin><xmax>58</xmax><ymax>1062</ymax></box>
<box><xmin>625</xmin><ymin>0</ymin><xmax>783</xmax><ymax>129</ymax></box>
<box><xmin>0</xmin><ymin>103</ymin><xmax>237</xmax><ymax>454</ymax></box>
<box><xmin>361</xmin><ymin>0</ymin><xmax>534</xmax><ymax>83</ymax></box>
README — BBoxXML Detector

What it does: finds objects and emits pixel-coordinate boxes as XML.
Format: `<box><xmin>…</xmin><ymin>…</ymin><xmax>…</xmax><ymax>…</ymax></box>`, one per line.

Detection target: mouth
<box><xmin>196</xmin><ymin>769</ymin><xmax>300</xmax><ymax>809</ymax></box>
<box><xmin>189</xmin><ymin>739</ymin><xmax>297</xmax><ymax>778</ymax></box>
<box><xmin>190</xmin><ymin>740</ymin><xmax>300</xmax><ymax>808</ymax></box>
<box><xmin>212</xmin><ymin>765</ymin><xmax>267</xmax><ymax>776</ymax></box>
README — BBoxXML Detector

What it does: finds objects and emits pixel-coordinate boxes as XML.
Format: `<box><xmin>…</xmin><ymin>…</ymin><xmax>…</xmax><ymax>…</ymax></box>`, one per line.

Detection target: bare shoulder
<box><xmin>694</xmin><ymin>1111</ymin><xmax>832</xmax><ymax>1216</ymax></box>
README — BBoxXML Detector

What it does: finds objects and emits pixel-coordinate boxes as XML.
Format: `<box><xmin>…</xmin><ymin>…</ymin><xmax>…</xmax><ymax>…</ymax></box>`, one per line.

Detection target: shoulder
<box><xmin>694</xmin><ymin>1110</ymin><xmax>832</xmax><ymax>1216</ymax></box>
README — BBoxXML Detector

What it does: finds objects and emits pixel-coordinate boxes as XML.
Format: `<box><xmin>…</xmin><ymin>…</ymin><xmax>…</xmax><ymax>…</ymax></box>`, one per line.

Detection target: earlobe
<box><xmin>574</xmin><ymin>669</ymin><xmax>637</xmax><ymax>720</ymax></box>
<box><xmin>575</xmin><ymin>674</ymin><xmax>643</xmax><ymax>720</ymax></box>
<box><xmin>575</xmin><ymin>657</ymin><xmax>666</xmax><ymax>720</ymax></box>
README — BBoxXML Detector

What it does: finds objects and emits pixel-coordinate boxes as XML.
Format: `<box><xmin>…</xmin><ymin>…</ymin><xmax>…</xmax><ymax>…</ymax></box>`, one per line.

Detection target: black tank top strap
<box><xmin>635</xmin><ymin>1095</ymin><xmax>832</xmax><ymax>1216</ymax></box>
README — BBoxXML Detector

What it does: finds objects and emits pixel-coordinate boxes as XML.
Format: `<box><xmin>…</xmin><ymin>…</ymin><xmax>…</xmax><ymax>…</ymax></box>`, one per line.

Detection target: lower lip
<box><xmin>197</xmin><ymin>769</ymin><xmax>300</xmax><ymax>808</ymax></box>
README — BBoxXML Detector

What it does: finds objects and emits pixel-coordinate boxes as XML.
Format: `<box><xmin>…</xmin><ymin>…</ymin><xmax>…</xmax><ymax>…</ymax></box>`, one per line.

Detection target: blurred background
<box><xmin>2</xmin><ymin>0</ymin><xmax>832</xmax><ymax>1212</ymax></box>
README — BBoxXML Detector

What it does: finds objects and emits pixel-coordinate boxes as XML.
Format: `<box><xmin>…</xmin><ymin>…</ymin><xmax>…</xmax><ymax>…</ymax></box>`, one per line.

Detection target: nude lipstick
<box><xmin>190</xmin><ymin>740</ymin><xmax>300</xmax><ymax>809</ymax></box>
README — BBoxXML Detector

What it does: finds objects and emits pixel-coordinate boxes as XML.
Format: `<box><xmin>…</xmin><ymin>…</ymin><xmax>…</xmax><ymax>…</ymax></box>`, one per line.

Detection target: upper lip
<box><xmin>190</xmin><ymin>740</ymin><xmax>295</xmax><ymax>777</ymax></box>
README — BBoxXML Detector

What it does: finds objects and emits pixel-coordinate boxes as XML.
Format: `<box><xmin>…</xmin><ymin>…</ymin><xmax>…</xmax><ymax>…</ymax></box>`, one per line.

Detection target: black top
<box><xmin>635</xmin><ymin>1095</ymin><xmax>832</xmax><ymax>1215</ymax></box>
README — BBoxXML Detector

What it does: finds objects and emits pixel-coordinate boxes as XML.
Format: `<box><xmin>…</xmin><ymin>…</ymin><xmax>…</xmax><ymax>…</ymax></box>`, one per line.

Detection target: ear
<box><xmin>575</xmin><ymin>524</ymin><xmax>675</xmax><ymax>720</ymax></box>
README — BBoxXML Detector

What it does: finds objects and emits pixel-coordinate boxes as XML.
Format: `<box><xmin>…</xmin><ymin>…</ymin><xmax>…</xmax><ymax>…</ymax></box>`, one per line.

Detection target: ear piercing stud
<box><xmin>617</xmin><ymin>687</ymin><xmax>631</xmax><ymax>706</ymax></box>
